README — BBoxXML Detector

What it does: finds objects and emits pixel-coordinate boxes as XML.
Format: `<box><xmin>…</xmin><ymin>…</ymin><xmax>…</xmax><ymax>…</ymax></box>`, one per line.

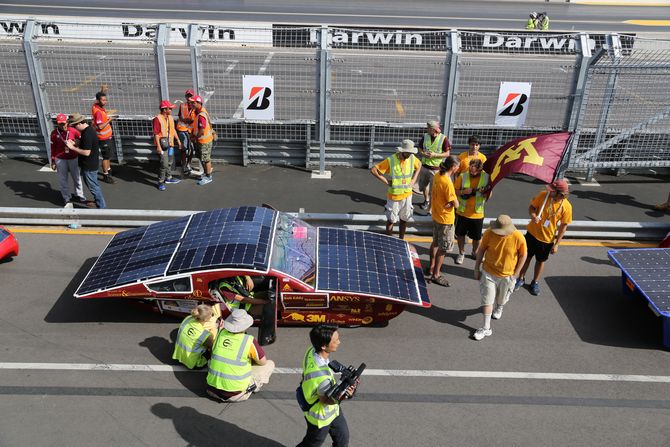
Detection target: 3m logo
<box><xmin>247</xmin><ymin>86</ymin><xmax>272</xmax><ymax>110</ymax></box>
<box><xmin>498</xmin><ymin>93</ymin><xmax>528</xmax><ymax>117</ymax></box>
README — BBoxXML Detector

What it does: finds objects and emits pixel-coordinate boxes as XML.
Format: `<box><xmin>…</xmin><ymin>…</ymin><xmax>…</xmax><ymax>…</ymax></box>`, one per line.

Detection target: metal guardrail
<box><xmin>1</xmin><ymin>207</ymin><xmax>668</xmax><ymax>241</ymax></box>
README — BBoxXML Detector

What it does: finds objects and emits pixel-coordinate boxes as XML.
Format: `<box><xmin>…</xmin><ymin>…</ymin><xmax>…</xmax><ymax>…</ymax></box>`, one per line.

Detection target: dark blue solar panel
<box><xmin>316</xmin><ymin>228</ymin><xmax>421</xmax><ymax>303</ymax></box>
<box><xmin>0</xmin><ymin>228</ymin><xmax>10</xmax><ymax>240</ymax></box>
<box><xmin>167</xmin><ymin>206</ymin><xmax>276</xmax><ymax>274</ymax></box>
<box><xmin>76</xmin><ymin>216</ymin><xmax>190</xmax><ymax>295</ymax></box>
<box><xmin>608</xmin><ymin>248</ymin><xmax>670</xmax><ymax>316</ymax></box>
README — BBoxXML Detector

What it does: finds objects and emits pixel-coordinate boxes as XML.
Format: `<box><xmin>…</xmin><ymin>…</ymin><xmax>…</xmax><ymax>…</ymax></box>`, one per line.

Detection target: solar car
<box><xmin>0</xmin><ymin>226</ymin><xmax>19</xmax><ymax>261</ymax></box>
<box><xmin>75</xmin><ymin>206</ymin><xmax>430</xmax><ymax>344</ymax></box>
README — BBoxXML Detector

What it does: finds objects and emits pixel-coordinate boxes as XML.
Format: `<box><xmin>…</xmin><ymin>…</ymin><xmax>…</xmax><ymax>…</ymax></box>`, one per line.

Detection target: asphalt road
<box><xmin>0</xmin><ymin>232</ymin><xmax>669</xmax><ymax>446</ymax></box>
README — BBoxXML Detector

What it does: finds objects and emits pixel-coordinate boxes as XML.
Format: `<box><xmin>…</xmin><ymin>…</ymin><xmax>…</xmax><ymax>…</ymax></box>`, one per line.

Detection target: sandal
<box><xmin>432</xmin><ymin>275</ymin><xmax>450</xmax><ymax>287</ymax></box>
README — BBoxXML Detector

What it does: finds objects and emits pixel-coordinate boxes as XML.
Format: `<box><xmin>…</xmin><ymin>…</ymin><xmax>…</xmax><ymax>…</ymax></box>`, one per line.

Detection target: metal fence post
<box><xmin>22</xmin><ymin>21</ymin><xmax>52</xmax><ymax>162</ymax></box>
<box><xmin>188</xmin><ymin>24</ymin><xmax>202</xmax><ymax>94</ymax></box>
<box><xmin>442</xmin><ymin>31</ymin><xmax>461</xmax><ymax>142</ymax></box>
<box><xmin>313</xmin><ymin>26</ymin><xmax>331</xmax><ymax>178</ymax></box>
<box><xmin>156</xmin><ymin>24</ymin><xmax>170</xmax><ymax>101</ymax></box>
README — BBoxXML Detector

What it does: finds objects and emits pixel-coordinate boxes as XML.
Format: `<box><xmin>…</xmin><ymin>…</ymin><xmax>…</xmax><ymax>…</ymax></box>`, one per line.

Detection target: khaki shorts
<box><xmin>385</xmin><ymin>196</ymin><xmax>414</xmax><ymax>224</ymax></box>
<box><xmin>479</xmin><ymin>270</ymin><xmax>515</xmax><ymax>307</ymax></box>
<box><xmin>432</xmin><ymin>222</ymin><xmax>454</xmax><ymax>252</ymax></box>
<box><xmin>196</xmin><ymin>141</ymin><xmax>213</xmax><ymax>163</ymax></box>
<box><xmin>417</xmin><ymin>166</ymin><xmax>438</xmax><ymax>193</ymax></box>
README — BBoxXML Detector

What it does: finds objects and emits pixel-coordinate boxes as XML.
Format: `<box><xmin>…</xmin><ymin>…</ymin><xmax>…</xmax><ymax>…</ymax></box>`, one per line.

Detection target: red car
<box><xmin>0</xmin><ymin>226</ymin><xmax>19</xmax><ymax>261</ymax></box>
<box><xmin>75</xmin><ymin>206</ymin><xmax>430</xmax><ymax>344</ymax></box>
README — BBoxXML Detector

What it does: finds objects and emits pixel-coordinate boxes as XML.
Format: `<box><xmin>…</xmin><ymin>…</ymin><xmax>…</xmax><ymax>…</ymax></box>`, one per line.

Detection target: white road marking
<box><xmin>2</xmin><ymin>363</ymin><xmax>670</xmax><ymax>383</ymax></box>
<box><xmin>232</xmin><ymin>51</ymin><xmax>274</xmax><ymax>119</ymax></box>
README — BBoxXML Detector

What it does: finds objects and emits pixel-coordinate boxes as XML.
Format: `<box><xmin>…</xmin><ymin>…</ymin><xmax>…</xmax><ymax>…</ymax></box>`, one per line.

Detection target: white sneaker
<box><xmin>492</xmin><ymin>306</ymin><xmax>503</xmax><ymax>320</ymax></box>
<box><xmin>455</xmin><ymin>253</ymin><xmax>465</xmax><ymax>265</ymax></box>
<box><xmin>473</xmin><ymin>327</ymin><xmax>492</xmax><ymax>341</ymax></box>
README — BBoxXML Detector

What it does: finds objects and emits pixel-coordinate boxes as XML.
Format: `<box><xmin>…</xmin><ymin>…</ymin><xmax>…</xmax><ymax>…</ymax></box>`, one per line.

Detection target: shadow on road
<box><xmin>151</xmin><ymin>403</ymin><xmax>285</xmax><ymax>447</ymax></box>
<box><xmin>111</xmin><ymin>162</ymin><xmax>158</xmax><ymax>187</ymax></box>
<box><xmin>4</xmin><ymin>180</ymin><xmax>63</xmax><ymax>206</ymax></box>
<box><xmin>326</xmin><ymin>189</ymin><xmax>385</xmax><ymax>207</ymax></box>
<box><xmin>407</xmin><ymin>303</ymin><xmax>479</xmax><ymax>333</ymax></box>
<box><xmin>546</xmin><ymin>275</ymin><xmax>662</xmax><ymax>350</ymax></box>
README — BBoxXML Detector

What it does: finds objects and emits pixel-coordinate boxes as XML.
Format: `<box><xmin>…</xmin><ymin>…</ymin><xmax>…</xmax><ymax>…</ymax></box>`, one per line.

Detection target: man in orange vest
<box><xmin>191</xmin><ymin>95</ymin><xmax>215</xmax><ymax>186</ymax></box>
<box><xmin>153</xmin><ymin>100</ymin><xmax>183</xmax><ymax>191</ymax></box>
<box><xmin>91</xmin><ymin>90</ymin><xmax>116</xmax><ymax>184</ymax></box>
<box><xmin>177</xmin><ymin>89</ymin><xmax>196</xmax><ymax>176</ymax></box>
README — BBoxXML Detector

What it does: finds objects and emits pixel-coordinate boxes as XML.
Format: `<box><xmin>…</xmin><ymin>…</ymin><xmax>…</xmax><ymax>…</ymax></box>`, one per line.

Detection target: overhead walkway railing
<box><xmin>0</xmin><ymin>207</ymin><xmax>668</xmax><ymax>241</ymax></box>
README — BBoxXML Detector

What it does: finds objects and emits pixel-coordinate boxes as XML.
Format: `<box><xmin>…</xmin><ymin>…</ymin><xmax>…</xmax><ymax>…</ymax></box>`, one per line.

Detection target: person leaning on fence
<box><xmin>370</xmin><ymin>139</ymin><xmax>422</xmax><ymax>239</ymax></box>
<box><xmin>50</xmin><ymin>113</ymin><xmax>84</xmax><ymax>206</ymax></box>
<box><xmin>417</xmin><ymin>120</ymin><xmax>451</xmax><ymax>212</ymax></box>
<box><xmin>457</xmin><ymin>135</ymin><xmax>487</xmax><ymax>175</ymax></box>
<box><xmin>515</xmin><ymin>179</ymin><xmax>573</xmax><ymax>296</ymax></box>
<box><xmin>153</xmin><ymin>100</ymin><xmax>182</xmax><ymax>191</ymax></box>
<box><xmin>472</xmin><ymin>215</ymin><xmax>527</xmax><ymax>341</ymax></box>
<box><xmin>454</xmin><ymin>158</ymin><xmax>491</xmax><ymax>265</ymax></box>
<box><xmin>177</xmin><ymin>89</ymin><xmax>196</xmax><ymax>176</ymax></box>
<box><xmin>65</xmin><ymin>113</ymin><xmax>107</xmax><ymax>209</ymax></box>
<box><xmin>206</xmin><ymin>309</ymin><xmax>275</xmax><ymax>403</ymax></box>
<box><xmin>91</xmin><ymin>88</ymin><xmax>116</xmax><ymax>184</ymax></box>
<box><xmin>172</xmin><ymin>303</ymin><xmax>222</xmax><ymax>369</ymax></box>
<box><xmin>191</xmin><ymin>95</ymin><xmax>215</xmax><ymax>186</ymax></box>
<box><xmin>427</xmin><ymin>155</ymin><xmax>460</xmax><ymax>287</ymax></box>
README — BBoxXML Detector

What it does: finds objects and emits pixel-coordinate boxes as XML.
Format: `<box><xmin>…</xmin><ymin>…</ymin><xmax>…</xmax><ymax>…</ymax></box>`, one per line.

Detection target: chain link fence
<box><xmin>1</xmin><ymin>18</ymin><xmax>669</xmax><ymax>176</ymax></box>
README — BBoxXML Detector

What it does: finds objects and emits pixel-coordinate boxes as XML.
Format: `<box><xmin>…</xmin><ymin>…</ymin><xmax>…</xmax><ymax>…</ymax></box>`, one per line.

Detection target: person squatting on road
<box><xmin>50</xmin><ymin>113</ymin><xmax>84</xmax><ymax>206</ymax></box>
<box><xmin>176</xmin><ymin>89</ymin><xmax>196</xmax><ymax>176</ymax></box>
<box><xmin>153</xmin><ymin>100</ymin><xmax>182</xmax><ymax>191</ymax></box>
<box><xmin>417</xmin><ymin>120</ymin><xmax>451</xmax><ymax>212</ymax></box>
<box><xmin>191</xmin><ymin>95</ymin><xmax>215</xmax><ymax>186</ymax></box>
<box><xmin>91</xmin><ymin>87</ymin><xmax>116</xmax><ymax>184</ymax></box>
<box><xmin>515</xmin><ymin>179</ymin><xmax>573</xmax><ymax>296</ymax></box>
<box><xmin>66</xmin><ymin>113</ymin><xmax>107</xmax><ymax>209</ymax></box>
<box><xmin>297</xmin><ymin>324</ymin><xmax>357</xmax><ymax>447</ymax></box>
<box><xmin>427</xmin><ymin>155</ymin><xmax>460</xmax><ymax>287</ymax></box>
<box><xmin>473</xmin><ymin>215</ymin><xmax>527</xmax><ymax>341</ymax></box>
<box><xmin>454</xmin><ymin>158</ymin><xmax>491</xmax><ymax>265</ymax></box>
<box><xmin>172</xmin><ymin>303</ymin><xmax>222</xmax><ymax>369</ymax></box>
<box><xmin>370</xmin><ymin>139</ymin><xmax>422</xmax><ymax>239</ymax></box>
<box><xmin>206</xmin><ymin>309</ymin><xmax>275</xmax><ymax>403</ymax></box>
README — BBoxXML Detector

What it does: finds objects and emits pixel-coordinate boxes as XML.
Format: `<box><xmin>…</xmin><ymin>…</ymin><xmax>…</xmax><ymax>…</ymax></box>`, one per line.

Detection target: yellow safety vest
<box><xmin>420</xmin><ymin>133</ymin><xmax>446</xmax><ymax>167</ymax></box>
<box><xmin>526</xmin><ymin>19</ymin><xmax>536</xmax><ymax>30</ymax></box>
<box><xmin>207</xmin><ymin>330</ymin><xmax>254</xmax><ymax>392</ymax></box>
<box><xmin>456</xmin><ymin>172</ymin><xmax>489</xmax><ymax>215</ymax></box>
<box><xmin>388</xmin><ymin>154</ymin><xmax>416</xmax><ymax>197</ymax></box>
<box><xmin>301</xmin><ymin>346</ymin><xmax>339</xmax><ymax>428</ymax></box>
<box><xmin>172</xmin><ymin>316</ymin><xmax>210</xmax><ymax>369</ymax></box>
<box><xmin>218</xmin><ymin>277</ymin><xmax>253</xmax><ymax>312</ymax></box>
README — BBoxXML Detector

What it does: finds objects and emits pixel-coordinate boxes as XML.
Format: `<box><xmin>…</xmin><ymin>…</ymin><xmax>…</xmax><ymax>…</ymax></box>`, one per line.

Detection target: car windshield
<box><xmin>270</xmin><ymin>212</ymin><xmax>317</xmax><ymax>286</ymax></box>
<box><xmin>0</xmin><ymin>228</ymin><xmax>9</xmax><ymax>241</ymax></box>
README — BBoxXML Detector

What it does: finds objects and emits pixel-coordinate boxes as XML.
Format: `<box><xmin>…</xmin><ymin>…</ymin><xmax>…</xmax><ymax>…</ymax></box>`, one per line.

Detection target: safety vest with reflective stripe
<box><xmin>196</xmin><ymin>109</ymin><xmax>214</xmax><ymax>144</ymax></box>
<box><xmin>420</xmin><ymin>133</ymin><xmax>446</xmax><ymax>167</ymax></box>
<box><xmin>172</xmin><ymin>316</ymin><xmax>210</xmax><ymax>369</ymax></box>
<box><xmin>91</xmin><ymin>104</ymin><xmax>113</xmax><ymax>141</ymax></box>
<box><xmin>526</xmin><ymin>19</ymin><xmax>536</xmax><ymax>30</ymax></box>
<box><xmin>540</xmin><ymin>17</ymin><xmax>549</xmax><ymax>30</ymax></box>
<box><xmin>457</xmin><ymin>172</ymin><xmax>489</xmax><ymax>215</ymax></box>
<box><xmin>301</xmin><ymin>346</ymin><xmax>339</xmax><ymax>428</ymax></box>
<box><xmin>388</xmin><ymin>153</ymin><xmax>416</xmax><ymax>197</ymax></box>
<box><xmin>176</xmin><ymin>103</ymin><xmax>194</xmax><ymax>132</ymax></box>
<box><xmin>207</xmin><ymin>330</ymin><xmax>253</xmax><ymax>392</ymax></box>
<box><xmin>154</xmin><ymin>113</ymin><xmax>177</xmax><ymax>150</ymax></box>
<box><xmin>218</xmin><ymin>277</ymin><xmax>253</xmax><ymax>312</ymax></box>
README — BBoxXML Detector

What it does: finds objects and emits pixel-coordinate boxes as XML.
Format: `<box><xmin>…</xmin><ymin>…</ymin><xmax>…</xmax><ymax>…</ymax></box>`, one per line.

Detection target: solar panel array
<box><xmin>316</xmin><ymin>228</ymin><xmax>421</xmax><ymax>303</ymax></box>
<box><xmin>167</xmin><ymin>206</ymin><xmax>276</xmax><ymax>275</ymax></box>
<box><xmin>76</xmin><ymin>216</ymin><xmax>190</xmax><ymax>295</ymax></box>
<box><xmin>609</xmin><ymin>248</ymin><xmax>670</xmax><ymax>316</ymax></box>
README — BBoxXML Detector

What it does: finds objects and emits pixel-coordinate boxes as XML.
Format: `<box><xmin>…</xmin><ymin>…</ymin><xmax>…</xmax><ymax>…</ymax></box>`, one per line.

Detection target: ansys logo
<box><xmin>247</xmin><ymin>86</ymin><xmax>272</xmax><ymax>110</ymax></box>
<box><xmin>498</xmin><ymin>92</ymin><xmax>528</xmax><ymax>117</ymax></box>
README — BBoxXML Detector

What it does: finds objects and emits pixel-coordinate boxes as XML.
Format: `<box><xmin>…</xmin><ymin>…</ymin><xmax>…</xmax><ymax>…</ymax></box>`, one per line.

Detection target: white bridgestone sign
<box><xmin>495</xmin><ymin>82</ymin><xmax>532</xmax><ymax>128</ymax></box>
<box><xmin>243</xmin><ymin>75</ymin><xmax>275</xmax><ymax>120</ymax></box>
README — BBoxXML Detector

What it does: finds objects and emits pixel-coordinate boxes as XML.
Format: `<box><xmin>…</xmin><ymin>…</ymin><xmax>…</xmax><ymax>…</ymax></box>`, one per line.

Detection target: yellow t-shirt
<box><xmin>431</xmin><ymin>172</ymin><xmax>457</xmax><ymax>225</ymax></box>
<box><xmin>201</xmin><ymin>303</ymin><xmax>222</xmax><ymax>339</ymax></box>
<box><xmin>454</xmin><ymin>173</ymin><xmax>489</xmax><ymax>220</ymax></box>
<box><xmin>458</xmin><ymin>151</ymin><xmax>487</xmax><ymax>175</ymax></box>
<box><xmin>480</xmin><ymin>229</ymin><xmax>527</xmax><ymax>277</ymax></box>
<box><xmin>374</xmin><ymin>155</ymin><xmax>422</xmax><ymax>201</ymax></box>
<box><xmin>526</xmin><ymin>191</ymin><xmax>573</xmax><ymax>243</ymax></box>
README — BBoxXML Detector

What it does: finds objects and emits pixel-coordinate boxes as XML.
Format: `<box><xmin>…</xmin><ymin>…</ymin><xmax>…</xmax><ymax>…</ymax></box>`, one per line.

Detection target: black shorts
<box><xmin>525</xmin><ymin>232</ymin><xmax>553</xmax><ymax>262</ymax></box>
<box><xmin>455</xmin><ymin>215</ymin><xmax>484</xmax><ymax>240</ymax></box>
<box><xmin>99</xmin><ymin>139</ymin><xmax>113</xmax><ymax>160</ymax></box>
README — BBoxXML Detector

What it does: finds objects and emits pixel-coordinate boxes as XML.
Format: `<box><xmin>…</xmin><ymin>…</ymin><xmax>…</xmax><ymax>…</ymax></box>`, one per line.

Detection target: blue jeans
<box><xmin>81</xmin><ymin>168</ymin><xmax>107</xmax><ymax>209</ymax></box>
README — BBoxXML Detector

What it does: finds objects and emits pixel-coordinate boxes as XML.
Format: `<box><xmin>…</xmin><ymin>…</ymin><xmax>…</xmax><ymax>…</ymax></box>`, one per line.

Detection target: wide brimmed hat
<box><xmin>396</xmin><ymin>139</ymin><xmax>418</xmax><ymax>154</ymax></box>
<box><xmin>68</xmin><ymin>113</ymin><xmax>86</xmax><ymax>125</ymax></box>
<box><xmin>490</xmin><ymin>214</ymin><xmax>516</xmax><ymax>236</ymax></box>
<box><xmin>426</xmin><ymin>120</ymin><xmax>441</xmax><ymax>131</ymax></box>
<box><xmin>224</xmin><ymin>309</ymin><xmax>253</xmax><ymax>333</ymax></box>
<box><xmin>546</xmin><ymin>179</ymin><xmax>569</xmax><ymax>194</ymax></box>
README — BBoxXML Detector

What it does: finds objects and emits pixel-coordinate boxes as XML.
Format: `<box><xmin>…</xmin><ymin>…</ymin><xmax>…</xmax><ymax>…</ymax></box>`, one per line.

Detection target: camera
<box><xmin>326</xmin><ymin>360</ymin><xmax>366</xmax><ymax>404</ymax></box>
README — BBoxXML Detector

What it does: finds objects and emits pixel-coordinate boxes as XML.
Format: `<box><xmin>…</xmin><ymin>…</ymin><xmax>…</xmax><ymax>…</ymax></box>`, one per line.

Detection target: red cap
<box><xmin>192</xmin><ymin>95</ymin><xmax>204</xmax><ymax>104</ymax></box>
<box><xmin>159</xmin><ymin>100</ymin><xmax>175</xmax><ymax>109</ymax></box>
<box><xmin>56</xmin><ymin>114</ymin><xmax>68</xmax><ymax>123</ymax></box>
<box><xmin>185</xmin><ymin>89</ymin><xmax>195</xmax><ymax>96</ymax></box>
<box><xmin>547</xmin><ymin>179</ymin><xmax>569</xmax><ymax>194</ymax></box>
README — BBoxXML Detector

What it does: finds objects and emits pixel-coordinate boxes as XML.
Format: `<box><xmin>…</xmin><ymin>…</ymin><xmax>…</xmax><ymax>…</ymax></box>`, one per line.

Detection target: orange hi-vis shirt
<box><xmin>176</xmin><ymin>103</ymin><xmax>194</xmax><ymax>132</ymax></box>
<box><xmin>92</xmin><ymin>103</ymin><xmax>113</xmax><ymax>141</ymax></box>
<box><xmin>480</xmin><ymin>229</ymin><xmax>527</xmax><ymax>278</ymax></box>
<box><xmin>527</xmin><ymin>190</ymin><xmax>573</xmax><ymax>244</ymax></box>
<box><xmin>374</xmin><ymin>155</ymin><xmax>422</xmax><ymax>201</ymax></box>
<box><xmin>457</xmin><ymin>151</ymin><xmax>487</xmax><ymax>175</ymax></box>
<box><xmin>153</xmin><ymin>113</ymin><xmax>177</xmax><ymax>150</ymax></box>
<box><xmin>431</xmin><ymin>171</ymin><xmax>457</xmax><ymax>225</ymax></box>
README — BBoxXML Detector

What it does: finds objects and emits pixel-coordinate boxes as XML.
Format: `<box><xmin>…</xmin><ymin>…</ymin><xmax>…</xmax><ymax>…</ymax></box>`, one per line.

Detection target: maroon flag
<box><xmin>483</xmin><ymin>132</ymin><xmax>572</xmax><ymax>189</ymax></box>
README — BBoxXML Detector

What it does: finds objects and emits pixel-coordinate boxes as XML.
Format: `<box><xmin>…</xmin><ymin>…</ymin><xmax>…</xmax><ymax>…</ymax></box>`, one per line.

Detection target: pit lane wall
<box><xmin>1</xmin><ymin>18</ymin><xmax>670</xmax><ymax>176</ymax></box>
